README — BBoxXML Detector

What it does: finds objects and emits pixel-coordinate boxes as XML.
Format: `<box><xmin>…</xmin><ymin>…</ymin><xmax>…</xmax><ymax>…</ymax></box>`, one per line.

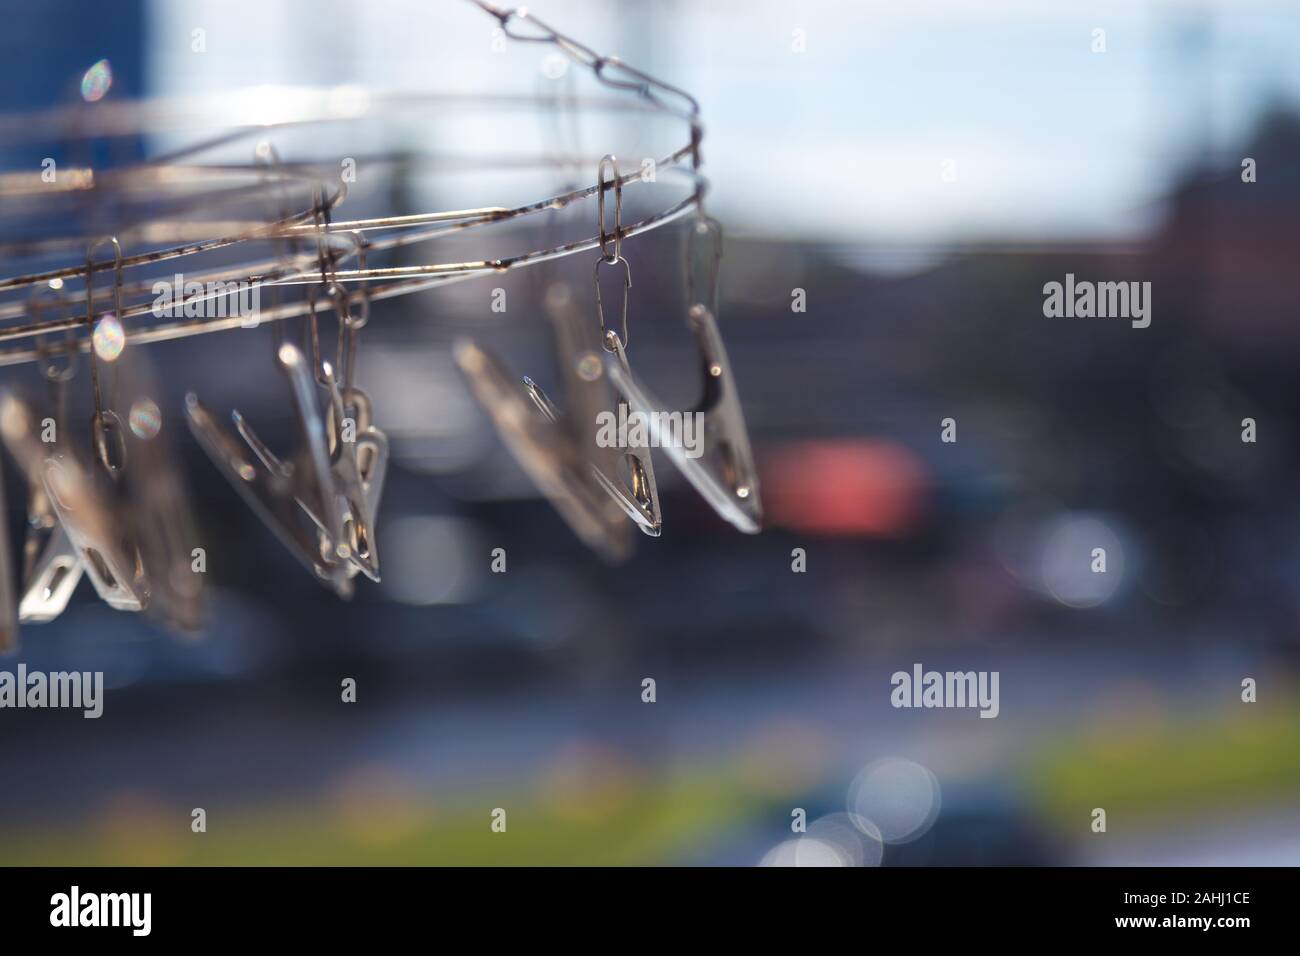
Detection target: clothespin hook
<box><xmin>303</xmin><ymin>187</ymin><xmax>339</xmax><ymax>384</ymax></box>
<box><xmin>597</xmin><ymin>154</ymin><xmax>622</xmax><ymax>263</ymax></box>
<box><xmin>311</xmin><ymin>185</ymin><xmax>336</xmax><ymax>280</ymax></box>
<box><xmin>29</xmin><ymin>287</ymin><xmax>78</xmax><ymax>386</ymax></box>
<box><xmin>334</xmin><ymin>234</ymin><xmax>369</xmax><ymax>400</ymax></box>
<box><xmin>595</xmin><ymin>156</ymin><xmax>631</xmax><ymax>351</ymax></box>
<box><xmin>343</xmin><ymin>234</ymin><xmax>370</xmax><ymax>331</ymax></box>
<box><xmin>594</xmin><ymin>255</ymin><xmax>631</xmax><ymax>353</ymax></box>
<box><xmin>84</xmin><ymin>237</ymin><xmax>126</xmax><ymax>475</ymax></box>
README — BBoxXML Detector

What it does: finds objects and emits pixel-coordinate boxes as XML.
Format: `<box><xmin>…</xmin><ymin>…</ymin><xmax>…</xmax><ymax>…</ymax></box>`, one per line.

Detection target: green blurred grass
<box><xmin>1024</xmin><ymin>701</ymin><xmax>1300</xmax><ymax>832</ymax></box>
<box><xmin>0</xmin><ymin>766</ymin><xmax>776</xmax><ymax>866</ymax></box>
<box><xmin>11</xmin><ymin>698</ymin><xmax>1293</xmax><ymax>864</ymax></box>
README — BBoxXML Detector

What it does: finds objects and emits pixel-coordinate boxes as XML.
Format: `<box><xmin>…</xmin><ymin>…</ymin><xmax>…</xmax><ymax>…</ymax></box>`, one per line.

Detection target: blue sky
<box><xmin>144</xmin><ymin>0</ymin><xmax>1300</xmax><ymax>243</ymax></box>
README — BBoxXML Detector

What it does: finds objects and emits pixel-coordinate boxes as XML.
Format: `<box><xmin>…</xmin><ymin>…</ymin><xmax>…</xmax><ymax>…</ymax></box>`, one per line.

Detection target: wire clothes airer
<box><xmin>0</xmin><ymin>0</ymin><xmax>761</xmax><ymax>652</ymax></box>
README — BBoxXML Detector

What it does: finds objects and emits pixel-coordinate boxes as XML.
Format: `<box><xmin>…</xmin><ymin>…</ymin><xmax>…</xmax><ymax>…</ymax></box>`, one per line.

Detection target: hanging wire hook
<box><xmin>305</xmin><ymin>187</ymin><xmax>340</xmax><ymax>384</ymax></box>
<box><xmin>597</xmin><ymin>154</ymin><xmax>622</xmax><ymax>263</ymax></box>
<box><xmin>30</xmin><ymin>287</ymin><xmax>79</xmax><ymax>387</ymax></box>
<box><xmin>84</xmin><ymin>236</ymin><xmax>127</xmax><ymax>474</ymax></box>
<box><xmin>324</xmin><ymin>279</ymin><xmax>352</xmax><ymax>382</ymax></box>
<box><xmin>594</xmin><ymin>255</ymin><xmax>631</xmax><ymax>353</ymax></box>
<box><xmin>594</xmin><ymin>157</ymin><xmax>630</xmax><ymax>350</ymax></box>
<box><xmin>336</xmin><ymin>234</ymin><xmax>369</xmax><ymax>401</ymax></box>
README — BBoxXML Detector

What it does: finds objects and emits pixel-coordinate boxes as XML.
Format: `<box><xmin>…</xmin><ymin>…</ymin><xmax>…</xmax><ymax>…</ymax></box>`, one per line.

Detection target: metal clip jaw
<box><xmin>17</xmin><ymin>487</ymin><xmax>83</xmax><ymax>625</ymax></box>
<box><xmin>40</xmin><ymin>454</ymin><xmax>150</xmax><ymax>612</ymax></box>
<box><xmin>521</xmin><ymin>283</ymin><xmax>662</xmax><ymax>538</ymax></box>
<box><xmin>6</xmin><ymin>287</ymin><xmax>88</xmax><ymax>632</ymax></box>
<box><xmin>313</xmin><ymin>374</ymin><xmax>385</xmax><ymax>583</ymax></box>
<box><xmin>336</xmin><ymin>386</ymin><xmax>389</xmax><ymax>581</ymax></box>
<box><xmin>605</xmin><ymin>302</ymin><xmax>762</xmax><ymax>534</ymax></box>
<box><xmin>522</xmin><ymin>368</ymin><xmax>661</xmax><ymax>539</ymax></box>
<box><xmin>1</xmin><ymin>393</ymin><xmax>130</xmax><ymax>633</ymax></box>
<box><xmin>455</xmin><ymin>338</ymin><xmax>633</xmax><ymax>564</ymax></box>
<box><xmin>592</xmin><ymin>330</ymin><xmax>662</xmax><ymax>536</ymax></box>
<box><xmin>1</xmin><ymin>406</ymin><xmax>84</xmax><ymax>624</ymax></box>
<box><xmin>185</xmin><ymin>342</ymin><xmax>356</xmax><ymax>597</ymax></box>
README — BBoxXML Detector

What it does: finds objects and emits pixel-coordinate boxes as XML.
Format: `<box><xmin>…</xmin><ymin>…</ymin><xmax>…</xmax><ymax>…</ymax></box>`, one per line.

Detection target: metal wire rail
<box><xmin>0</xmin><ymin>0</ymin><xmax>761</xmax><ymax>648</ymax></box>
<box><xmin>0</xmin><ymin>0</ymin><xmax>710</xmax><ymax>367</ymax></box>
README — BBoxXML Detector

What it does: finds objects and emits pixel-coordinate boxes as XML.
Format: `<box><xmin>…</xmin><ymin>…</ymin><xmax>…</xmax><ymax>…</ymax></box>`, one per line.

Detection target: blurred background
<box><xmin>1</xmin><ymin>0</ymin><xmax>1300</xmax><ymax>866</ymax></box>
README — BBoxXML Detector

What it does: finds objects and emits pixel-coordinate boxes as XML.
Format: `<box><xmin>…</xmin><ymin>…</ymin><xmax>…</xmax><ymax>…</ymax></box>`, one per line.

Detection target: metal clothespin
<box><xmin>41</xmin><ymin>439</ymin><xmax>149</xmax><ymax>612</ymax></box>
<box><xmin>40</xmin><ymin>238</ymin><xmax>152</xmax><ymax>612</ymax></box>
<box><xmin>5</xmin><ymin>269</ymin><xmax>204</xmax><ymax>635</ymax></box>
<box><xmin>454</xmin><ymin>158</ymin><xmax>662</xmax><ymax>559</ymax></box>
<box><xmin>1</xmin><ymin>393</ymin><xmax>150</xmax><ymax>617</ymax></box>
<box><xmin>523</xmin><ymin>277</ymin><xmax>662</xmax><ymax>537</ymax></box>
<box><xmin>187</xmin><ymin>207</ymin><xmax>387</xmax><ymax>594</ymax></box>
<box><xmin>14</xmin><ymin>297</ymin><xmax>84</xmax><ymax>626</ymax></box>
<box><xmin>186</xmin><ymin>341</ymin><xmax>355</xmax><ymax>598</ymax></box>
<box><xmin>605</xmin><ymin>215</ymin><xmax>762</xmax><ymax>534</ymax></box>
<box><xmin>18</xmin><ymin>485</ymin><xmax>82</xmax><ymax>624</ymax></box>
<box><xmin>507</xmin><ymin>158</ymin><xmax>660</xmax><ymax>537</ymax></box>
<box><xmin>0</xmin><ymin>388</ymin><xmax>82</xmax><ymax>634</ymax></box>
<box><xmin>114</xmin><ymin>358</ymin><xmax>206</xmax><ymax>635</ymax></box>
<box><xmin>301</xmin><ymin>217</ymin><xmax>386</xmax><ymax>581</ymax></box>
<box><xmin>455</xmin><ymin>335</ymin><xmax>633</xmax><ymax>563</ymax></box>
<box><xmin>584</xmin><ymin>157</ymin><xmax>662</xmax><ymax>534</ymax></box>
<box><xmin>320</xmin><ymin>270</ymin><xmax>388</xmax><ymax>582</ymax></box>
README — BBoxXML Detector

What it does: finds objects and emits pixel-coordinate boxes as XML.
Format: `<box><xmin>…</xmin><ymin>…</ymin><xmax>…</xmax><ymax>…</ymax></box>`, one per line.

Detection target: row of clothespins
<box><xmin>453</xmin><ymin>205</ymin><xmax>761</xmax><ymax>563</ymax></box>
<box><xmin>0</xmin><ymin>270</ymin><xmax>387</xmax><ymax>652</ymax></box>
<box><xmin>0</xmin><ymin>194</ymin><xmax>760</xmax><ymax>651</ymax></box>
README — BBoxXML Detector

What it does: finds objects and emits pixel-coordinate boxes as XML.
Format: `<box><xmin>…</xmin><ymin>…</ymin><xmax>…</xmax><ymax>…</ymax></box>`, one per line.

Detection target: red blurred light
<box><xmin>764</xmin><ymin>439</ymin><xmax>929</xmax><ymax>537</ymax></box>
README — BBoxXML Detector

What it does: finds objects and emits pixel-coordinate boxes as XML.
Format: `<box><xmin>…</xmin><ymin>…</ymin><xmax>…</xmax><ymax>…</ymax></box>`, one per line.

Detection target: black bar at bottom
<box><xmin>0</xmin><ymin>866</ymin><xmax>1276</xmax><ymax>941</ymax></box>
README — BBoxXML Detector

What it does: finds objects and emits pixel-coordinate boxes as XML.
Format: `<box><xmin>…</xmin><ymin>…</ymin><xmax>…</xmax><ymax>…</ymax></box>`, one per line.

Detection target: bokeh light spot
<box><xmin>848</xmin><ymin>757</ymin><xmax>942</xmax><ymax>845</ymax></box>
<box><xmin>92</xmin><ymin>314</ymin><xmax>125</xmax><ymax>362</ymax></box>
<box><xmin>80</xmin><ymin>59</ymin><xmax>112</xmax><ymax>102</ymax></box>
<box><xmin>128</xmin><ymin>398</ymin><xmax>161</xmax><ymax>440</ymax></box>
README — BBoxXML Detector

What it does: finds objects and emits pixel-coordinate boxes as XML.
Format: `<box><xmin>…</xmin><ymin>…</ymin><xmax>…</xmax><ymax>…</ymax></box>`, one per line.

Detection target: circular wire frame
<box><xmin>0</xmin><ymin>0</ymin><xmax>710</xmax><ymax>367</ymax></box>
